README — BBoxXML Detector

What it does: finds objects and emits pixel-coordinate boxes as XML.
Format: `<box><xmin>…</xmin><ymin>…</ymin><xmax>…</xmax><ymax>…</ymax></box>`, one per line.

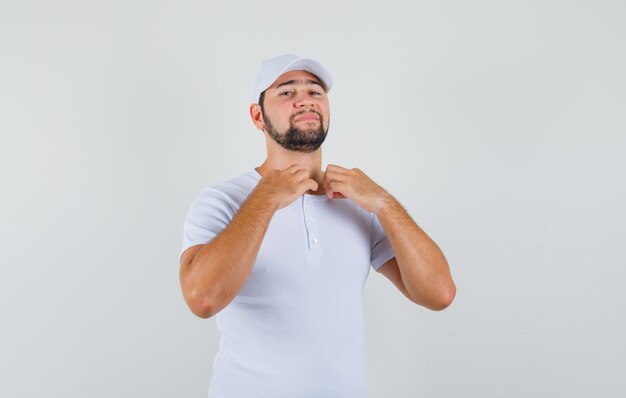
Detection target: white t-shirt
<box><xmin>180</xmin><ymin>169</ymin><xmax>395</xmax><ymax>398</ymax></box>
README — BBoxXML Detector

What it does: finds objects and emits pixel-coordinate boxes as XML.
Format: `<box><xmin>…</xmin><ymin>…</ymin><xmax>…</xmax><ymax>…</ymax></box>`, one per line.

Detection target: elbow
<box><xmin>422</xmin><ymin>282</ymin><xmax>456</xmax><ymax>311</ymax></box>
<box><xmin>433</xmin><ymin>282</ymin><xmax>457</xmax><ymax>311</ymax></box>
<box><xmin>191</xmin><ymin>302</ymin><xmax>215</xmax><ymax>319</ymax></box>
<box><xmin>185</xmin><ymin>290</ymin><xmax>217</xmax><ymax>319</ymax></box>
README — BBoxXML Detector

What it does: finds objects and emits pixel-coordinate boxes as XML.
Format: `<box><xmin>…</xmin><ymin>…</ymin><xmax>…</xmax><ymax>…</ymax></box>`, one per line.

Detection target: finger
<box><xmin>305</xmin><ymin>179</ymin><xmax>319</xmax><ymax>192</ymax></box>
<box><xmin>326</xmin><ymin>180</ymin><xmax>349</xmax><ymax>199</ymax></box>
<box><xmin>325</xmin><ymin>164</ymin><xmax>352</xmax><ymax>174</ymax></box>
<box><xmin>323</xmin><ymin>174</ymin><xmax>334</xmax><ymax>191</ymax></box>
<box><xmin>286</xmin><ymin>164</ymin><xmax>303</xmax><ymax>173</ymax></box>
<box><xmin>323</xmin><ymin>170</ymin><xmax>349</xmax><ymax>182</ymax></box>
<box><xmin>294</xmin><ymin>168</ymin><xmax>311</xmax><ymax>179</ymax></box>
<box><xmin>326</xmin><ymin>163</ymin><xmax>351</xmax><ymax>171</ymax></box>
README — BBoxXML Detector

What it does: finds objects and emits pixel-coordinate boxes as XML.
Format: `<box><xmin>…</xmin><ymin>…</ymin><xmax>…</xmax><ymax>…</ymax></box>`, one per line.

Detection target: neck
<box><xmin>255</xmin><ymin>146</ymin><xmax>325</xmax><ymax>195</ymax></box>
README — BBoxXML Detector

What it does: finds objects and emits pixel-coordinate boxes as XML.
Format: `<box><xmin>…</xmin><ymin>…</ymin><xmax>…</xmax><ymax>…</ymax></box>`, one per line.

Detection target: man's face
<box><xmin>260</xmin><ymin>70</ymin><xmax>330</xmax><ymax>153</ymax></box>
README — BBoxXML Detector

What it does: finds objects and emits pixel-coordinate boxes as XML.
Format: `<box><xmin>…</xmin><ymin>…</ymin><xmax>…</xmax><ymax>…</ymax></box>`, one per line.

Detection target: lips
<box><xmin>294</xmin><ymin>112</ymin><xmax>319</xmax><ymax>122</ymax></box>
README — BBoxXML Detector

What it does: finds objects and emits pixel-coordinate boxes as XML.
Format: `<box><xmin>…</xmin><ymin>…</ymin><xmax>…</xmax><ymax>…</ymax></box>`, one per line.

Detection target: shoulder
<box><xmin>184</xmin><ymin>170</ymin><xmax>260</xmax><ymax>220</ymax></box>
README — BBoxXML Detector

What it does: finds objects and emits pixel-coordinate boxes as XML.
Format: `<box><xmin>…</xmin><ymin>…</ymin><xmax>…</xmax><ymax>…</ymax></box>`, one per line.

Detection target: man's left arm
<box><xmin>324</xmin><ymin>164</ymin><xmax>456</xmax><ymax>311</ymax></box>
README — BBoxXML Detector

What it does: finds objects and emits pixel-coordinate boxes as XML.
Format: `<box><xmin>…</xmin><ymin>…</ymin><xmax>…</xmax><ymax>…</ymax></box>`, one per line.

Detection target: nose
<box><xmin>294</xmin><ymin>92</ymin><xmax>315</xmax><ymax>108</ymax></box>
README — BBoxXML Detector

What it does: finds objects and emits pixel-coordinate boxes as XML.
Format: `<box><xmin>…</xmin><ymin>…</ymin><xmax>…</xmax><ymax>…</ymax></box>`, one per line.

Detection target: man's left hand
<box><xmin>323</xmin><ymin>164</ymin><xmax>391</xmax><ymax>214</ymax></box>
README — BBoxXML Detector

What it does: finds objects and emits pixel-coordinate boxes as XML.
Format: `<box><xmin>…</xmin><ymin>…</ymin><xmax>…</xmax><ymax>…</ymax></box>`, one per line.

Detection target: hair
<box><xmin>258</xmin><ymin>90</ymin><xmax>266</xmax><ymax>113</ymax></box>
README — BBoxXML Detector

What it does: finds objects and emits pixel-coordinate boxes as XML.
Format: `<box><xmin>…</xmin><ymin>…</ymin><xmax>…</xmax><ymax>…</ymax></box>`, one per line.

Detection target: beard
<box><xmin>262</xmin><ymin>110</ymin><xmax>329</xmax><ymax>153</ymax></box>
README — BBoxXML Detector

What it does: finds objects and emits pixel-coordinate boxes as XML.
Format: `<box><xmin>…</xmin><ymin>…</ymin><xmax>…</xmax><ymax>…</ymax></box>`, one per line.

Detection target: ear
<box><xmin>249</xmin><ymin>103</ymin><xmax>265</xmax><ymax>131</ymax></box>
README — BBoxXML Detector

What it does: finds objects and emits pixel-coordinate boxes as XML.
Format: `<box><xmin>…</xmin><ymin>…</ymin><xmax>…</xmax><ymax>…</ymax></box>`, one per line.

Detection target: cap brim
<box><xmin>278</xmin><ymin>57</ymin><xmax>333</xmax><ymax>93</ymax></box>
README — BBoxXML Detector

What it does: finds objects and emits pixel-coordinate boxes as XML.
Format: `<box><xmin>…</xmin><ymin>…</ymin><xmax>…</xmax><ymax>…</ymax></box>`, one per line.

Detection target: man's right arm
<box><xmin>179</xmin><ymin>165</ymin><xmax>318</xmax><ymax>319</ymax></box>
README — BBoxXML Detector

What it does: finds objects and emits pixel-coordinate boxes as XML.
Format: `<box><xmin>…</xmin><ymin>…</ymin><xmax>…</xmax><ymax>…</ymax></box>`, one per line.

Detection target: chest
<box><xmin>238</xmin><ymin>196</ymin><xmax>373</xmax><ymax>299</ymax></box>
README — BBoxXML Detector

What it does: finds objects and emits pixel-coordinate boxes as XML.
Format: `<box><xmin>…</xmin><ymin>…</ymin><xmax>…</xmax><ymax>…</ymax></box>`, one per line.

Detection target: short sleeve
<box><xmin>370</xmin><ymin>213</ymin><xmax>395</xmax><ymax>271</ymax></box>
<box><xmin>179</xmin><ymin>187</ymin><xmax>234</xmax><ymax>262</ymax></box>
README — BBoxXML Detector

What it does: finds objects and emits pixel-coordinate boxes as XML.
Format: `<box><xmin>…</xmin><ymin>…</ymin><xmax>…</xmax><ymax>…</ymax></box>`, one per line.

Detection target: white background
<box><xmin>1</xmin><ymin>1</ymin><xmax>625</xmax><ymax>397</ymax></box>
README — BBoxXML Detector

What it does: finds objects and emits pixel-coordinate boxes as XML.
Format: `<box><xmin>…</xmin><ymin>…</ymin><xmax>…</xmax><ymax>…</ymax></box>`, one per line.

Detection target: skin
<box><xmin>179</xmin><ymin>70</ymin><xmax>456</xmax><ymax>318</ymax></box>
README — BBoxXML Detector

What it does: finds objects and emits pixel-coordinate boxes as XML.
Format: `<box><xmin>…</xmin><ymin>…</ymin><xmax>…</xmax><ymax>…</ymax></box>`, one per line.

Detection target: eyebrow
<box><xmin>275</xmin><ymin>79</ymin><xmax>325</xmax><ymax>90</ymax></box>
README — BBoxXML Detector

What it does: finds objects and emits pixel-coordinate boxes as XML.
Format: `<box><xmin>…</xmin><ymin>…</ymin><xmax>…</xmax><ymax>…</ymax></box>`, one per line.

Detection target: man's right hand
<box><xmin>252</xmin><ymin>165</ymin><xmax>319</xmax><ymax>210</ymax></box>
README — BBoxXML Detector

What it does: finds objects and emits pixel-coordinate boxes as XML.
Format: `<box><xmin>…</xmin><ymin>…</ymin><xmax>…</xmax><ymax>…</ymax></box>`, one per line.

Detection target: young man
<box><xmin>179</xmin><ymin>54</ymin><xmax>456</xmax><ymax>397</ymax></box>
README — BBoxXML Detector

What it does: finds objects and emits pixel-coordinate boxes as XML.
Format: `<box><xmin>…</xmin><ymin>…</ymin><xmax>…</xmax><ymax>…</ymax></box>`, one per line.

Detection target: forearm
<box><xmin>376</xmin><ymin>194</ymin><xmax>456</xmax><ymax>310</ymax></box>
<box><xmin>183</xmin><ymin>188</ymin><xmax>278</xmax><ymax>316</ymax></box>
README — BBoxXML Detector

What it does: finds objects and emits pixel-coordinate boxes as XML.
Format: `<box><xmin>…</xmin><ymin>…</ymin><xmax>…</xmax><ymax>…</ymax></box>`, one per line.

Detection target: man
<box><xmin>179</xmin><ymin>54</ymin><xmax>456</xmax><ymax>397</ymax></box>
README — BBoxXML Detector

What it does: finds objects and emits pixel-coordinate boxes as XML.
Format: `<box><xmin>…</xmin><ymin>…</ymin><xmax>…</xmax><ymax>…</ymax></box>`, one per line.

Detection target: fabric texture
<box><xmin>180</xmin><ymin>169</ymin><xmax>395</xmax><ymax>398</ymax></box>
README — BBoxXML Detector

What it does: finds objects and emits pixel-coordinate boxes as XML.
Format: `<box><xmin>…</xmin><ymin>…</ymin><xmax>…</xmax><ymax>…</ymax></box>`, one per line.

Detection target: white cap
<box><xmin>252</xmin><ymin>54</ymin><xmax>333</xmax><ymax>104</ymax></box>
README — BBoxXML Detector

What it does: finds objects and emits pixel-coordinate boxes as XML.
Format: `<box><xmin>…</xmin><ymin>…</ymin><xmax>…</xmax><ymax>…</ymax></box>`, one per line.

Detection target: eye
<box><xmin>279</xmin><ymin>91</ymin><xmax>293</xmax><ymax>96</ymax></box>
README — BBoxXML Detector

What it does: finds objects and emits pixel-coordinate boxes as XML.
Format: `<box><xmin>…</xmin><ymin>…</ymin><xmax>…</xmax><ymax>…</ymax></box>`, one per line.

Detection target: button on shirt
<box><xmin>180</xmin><ymin>170</ymin><xmax>395</xmax><ymax>398</ymax></box>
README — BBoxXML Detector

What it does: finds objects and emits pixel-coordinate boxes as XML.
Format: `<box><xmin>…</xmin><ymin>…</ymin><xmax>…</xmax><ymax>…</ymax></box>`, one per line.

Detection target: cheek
<box><xmin>321</xmin><ymin>102</ymin><xmax>330</xmax><ymax>117</ymax></box>
<box><xmin>266</xmin><ymin>108</ymin><xmax>288</xmax><ymax>126</ymax></box>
